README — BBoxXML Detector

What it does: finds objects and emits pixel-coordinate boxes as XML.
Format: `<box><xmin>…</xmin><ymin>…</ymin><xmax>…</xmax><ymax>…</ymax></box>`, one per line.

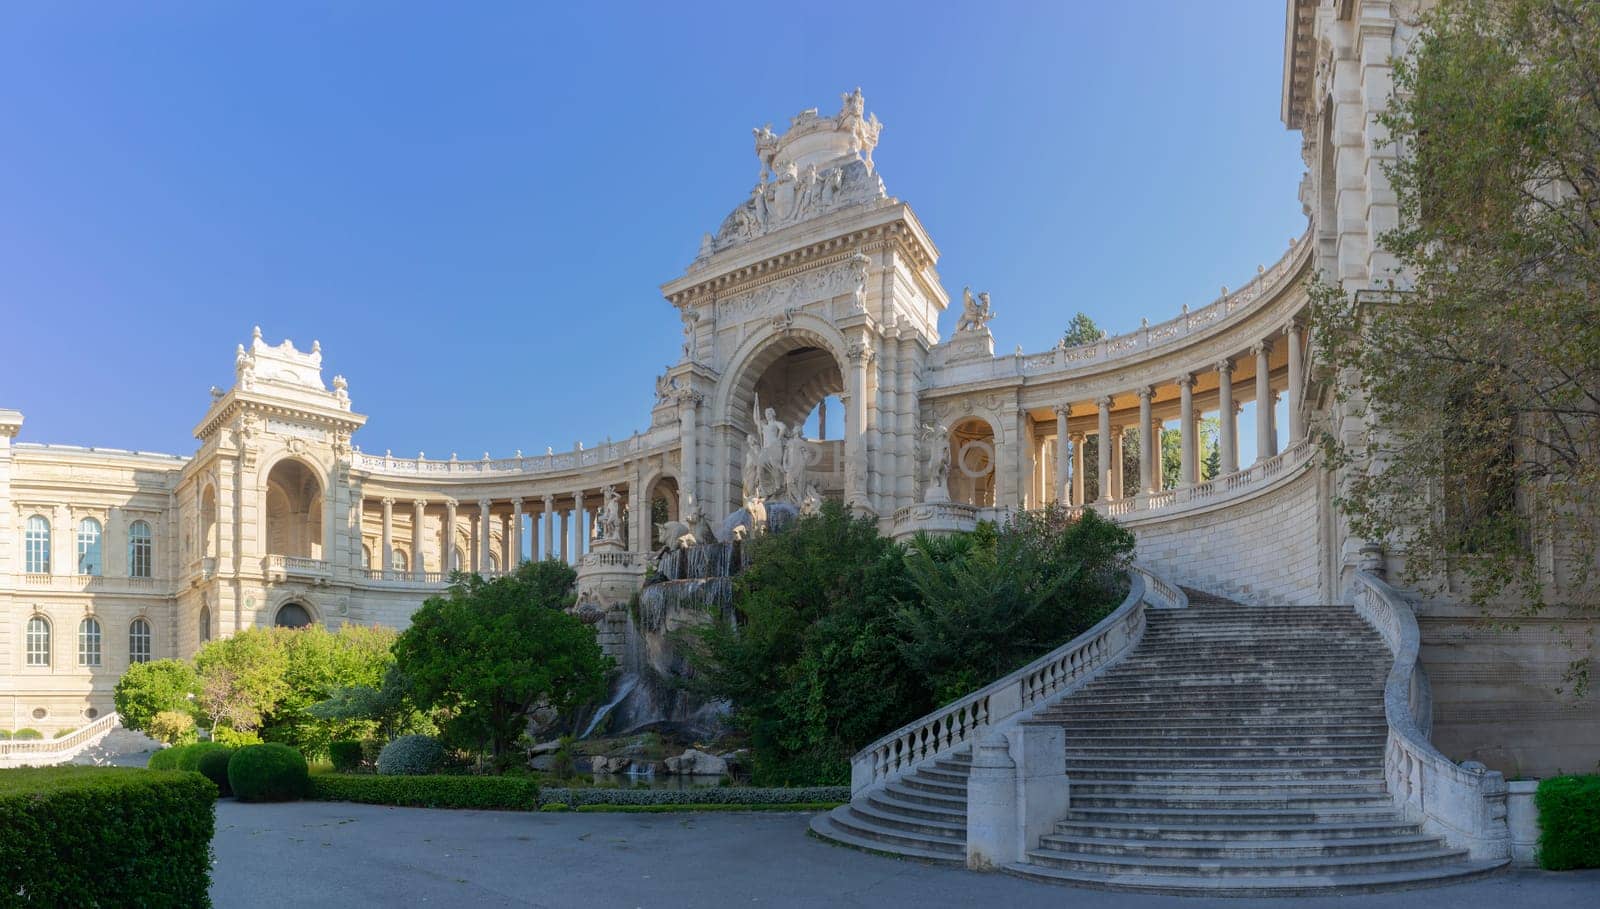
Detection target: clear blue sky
<box><xmin>1</xmin><ymin>2</ymin><xmax>1306</xmax><ymax>458</ymax></box>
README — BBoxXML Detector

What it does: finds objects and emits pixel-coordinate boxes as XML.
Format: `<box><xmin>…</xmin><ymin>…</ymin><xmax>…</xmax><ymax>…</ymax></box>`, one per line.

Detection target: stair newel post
<box><xmin>1015</xmin><ymin>722</ymin><xmax>1071</xmax><ymax>868</ymax></box>
<box><xmin>965</xmin><ymin>730</ymin><xmax>1019</xmax><ymax>870</ymax></box>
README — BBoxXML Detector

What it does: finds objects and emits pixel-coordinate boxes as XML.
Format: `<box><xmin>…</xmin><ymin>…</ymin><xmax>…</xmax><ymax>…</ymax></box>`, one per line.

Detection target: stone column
<box><xmin>542</xmin><ymin>494</ymin><xmax>555</xmax><ymax>560</ymax></box>
<box><xmin>845</xmin><ymin>340</ymin><xmax>874</xmax><ymax>511</ymax></box>
<box><xmin>443</xmin><ymin>499</ymin><xmax>457</xmax><ymax>572</ymax></box>
<box><xmin>499</xmin><ymin>512</ymin><xmax>512</xmax><ymax>570</ymax></box>
<box><xmin>1069</xmin><ymin>433</ymin><xmax>1085</xmax><ymax>506</ymax></box>
<box><xmin>817</xmin><ymin>398</ymin><xmax>826</xmax><ymax>440</ymax></box>
<box><xmin>1254</xmin><ymin>340</ymin><xmax>1276</xmax><ymax>460</ymax></box>
<box><xmin>1152</xmin><ymin>418</ymin><xmax>1165</xmax><ymax>491</ymax></box>
<box><xmin>411</xmin><ymin>499</ymin><xmax>426</xmax><ymax>576</ymax></box>
<box><xmin>1177</xmin><ymin>374</ymin><xmax>1196</xmax><ymax>487</ymax></box>
<box><xmin>511</xmin><ymin>498</ymin><xmax>523</xmax><ymax>566</ymax></box>
<box><xmin>1053</xmin><ymin>405</ymin><xmax>1070</xmax><ymax>503</ymax></box>
<box><xmin>559</xmin><ymin>509</ymin><xmax>569</xmax><ymax>563</ymax></box>
<box><xmin>1136</xmin><ymin>388</ymin><xmax>1154</xmax><ymax>494</ymax></box>
<box><xmin>1216</xmin><ymin>357</ymin><xmax>1238</xmax><ymax>474</ymax></box>
<box><xmin>380</xmin><ymin>497</ymin><xmax>394</xmax><ymax>575</ymax></box>
<box><xmin>1095</xmin><ymin>397</ymin><xmax>1112</xmax><ymax>503</ymax></box>
<box><xmin>1111</xmin><ymin>427</ymin><xmax>1126</xmax><ymax>499</ymax></box>
<box><xmin>676</xmin><ymin>390</ymin><xmax>700</xmax><ymax>517</ymax></box>
<box><xmin>477</xmin><ymin>499</ymin><xmax>492</xmax><ymax>573</ymax></box>
<box><xmin>1287</xmin><ymin>320</ymin><xmax>1305</xmax><ymax>441</ymax></box>
<box><xmin>570</xmin><ymin>490</ymin><xmax>584</xmax><ymax>563</ymax></box>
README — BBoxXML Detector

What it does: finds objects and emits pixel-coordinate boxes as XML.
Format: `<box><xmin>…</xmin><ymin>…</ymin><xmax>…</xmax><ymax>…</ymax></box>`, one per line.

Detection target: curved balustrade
<box><xmin>1069</xmin><ymin>436</ymin><xmax>1316</xmax><ymax>522</ymax></box>
<box><xmin>938</xmin><ymin>227</ymin><xmax>1311</xmax><ymax>384</ymax></box>
<box><xmin>351</xmin><ymin>425</ymin><xmax>679</xmax><ymax>479</ymax></box>
<box><xmin>1351</xmin><ymin>571</ymin><xmax>1510</xmax><ymax>861</ymax></box>
<box><xmin>850</xmin><ymin>562</ymin><xmax>1185</xmax><ymax>796</ymax></box>
<box><xmin>0</xmin><ymin>711</ymin><xmax>121</xmax><ymax>758</ymax></box>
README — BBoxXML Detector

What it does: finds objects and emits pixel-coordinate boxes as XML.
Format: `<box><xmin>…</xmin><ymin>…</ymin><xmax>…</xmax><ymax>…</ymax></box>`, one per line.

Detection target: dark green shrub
<box><xmin>377</xmin><ymin>734</ymin><xmax>445</xmax><ymax>775</ymax></box>
<box><xmin>227</xmin><ymin>743</ymin><xmax>309</xmax><ymax>802</ymax></box>
<box><xmin>196</xmin><ymin>747</ymin><xmax>236</xmax><ymax>798</ymax></box>
<box><xmin>309</xmin><ymin>773</ymin><xmax>539</xmax><ymax>810</ymax></box>
<box><xmin>13</xmin><ymin>728</ymin><xmax>42</xmax><ymax>741</ymax></box>
<box><xmin>1537</xmin><ymin>775</ymin><xmax>1600</xmax><ymax>870</ymax></box>
<box><xmin>0</xmin><ymin>767</ymin><xmax>215</xmax><ymax>906</ymax></box>
<box><xmin>328</xmin><ymin>739</ymin><xmax>364</xmax><ymax>773</ymax></box>
<box><xmin>147</xmin><ymin>746</ymin><xmax>182</xmax><ymax>770</ymax></box>
<box><xmin>176</xmin><ymin>741</ymin><xmax>231</xmax><ymax>772</ymax></box>
<box><xmin>537</xmin><ymin>786</ymin><xmax>848</xmax><ymax>808</ymax></box>
<box><xmin>0</xmin><ymin>730</ymin><xmax>10</xmax><ymax>740</ymax></box>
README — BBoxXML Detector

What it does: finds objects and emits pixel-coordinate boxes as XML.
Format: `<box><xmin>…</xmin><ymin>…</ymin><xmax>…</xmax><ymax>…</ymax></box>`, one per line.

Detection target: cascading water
<box><xmin>582</xmin><ymin>540</ymin><xmax>746</xmax><ymax>738</ymax></box>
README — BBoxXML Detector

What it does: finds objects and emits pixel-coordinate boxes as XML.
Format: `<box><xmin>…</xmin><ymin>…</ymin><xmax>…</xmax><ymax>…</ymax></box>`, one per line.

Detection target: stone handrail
<box><xmin>350</xmin><ymin>425</ymin><xmax>679</xmax><ymax>479</ymax></box>
<box><xmin>849</xmin><ymin>562</ymin><xmax>1185</xmax><ymax>796</ymax></box>
<box><xmin>936</xmin><ymin>227</ymin><xmax>1311</xmax><ymax>384</ymax></box>
<box><xmin>0</xmin><ymin>712</ymin><xmax>121</xmax><ymax>757</ymax></box>
<box><xmin>1071</xmin><ymin>436</ymin><xmax>1315</xmax><ymax>522</ymax></box>
<box><xmin>1350</xmin><ymin>571</ymin><xmax>1510</xmax><ymax>861</ymax></box>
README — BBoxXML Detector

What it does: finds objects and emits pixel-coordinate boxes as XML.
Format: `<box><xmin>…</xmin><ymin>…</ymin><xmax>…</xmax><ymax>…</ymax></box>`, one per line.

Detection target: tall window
<box><xmin>128</xmin><ymin>520</ymin><xmax>153</xmax><ymax>578</ymax></box>
<box><xmin>198</xmin><ymin>606</ymin><xmax>212</xmax><ymax>644</ymax></box>
<box><xmin>390</xmin><ymin>549</ymin><xmax>407</xmax><ymax>571</ymax></box>
<box><xmin>129</xmin><ymin>618</ymin><xmax>152</xmax><ymax>664</ymax></box>
<box><xmin>77</xmin><ymin>517</ymin><xmax>103</xmax><ymax>576</ymax></box>
<box><xmin>26</xmin><ymin>616</ymin><xmax>50</xmax><ymax>666</ymax></box>
<box><xmin>78</xmin><ymin>617</ymin><xmax>102</xmax><ymax>667</ymax></box>
<box><xmin>24</xmin><ymin>515</ymin><xmax>50</xmax><ymax>574</ymax></box>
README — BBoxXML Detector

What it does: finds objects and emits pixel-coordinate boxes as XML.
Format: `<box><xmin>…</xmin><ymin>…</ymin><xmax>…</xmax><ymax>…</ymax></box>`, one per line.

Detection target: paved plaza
<box><xmin>210</xmin><ymin>801</ymin><xmax>1598</xmax><ymax>908</ymax></box>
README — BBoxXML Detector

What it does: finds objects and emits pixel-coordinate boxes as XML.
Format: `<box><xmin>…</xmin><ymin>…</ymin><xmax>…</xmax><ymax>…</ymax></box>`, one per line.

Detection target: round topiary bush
<box><xmin>175</xmin><ymin>741</ymin><xmax>230</xmax><ymax>772</ymax></box>
<box><xmin>195</xmin><ymin>747</ymin><xmax>236</xmax><ymax>797</ymax></box>
<box><xmin>147</xmin><ymin>746</ymin><xmax>182</xmax><ymax>770</ymax></box>
<box><xmin>328</xmin><ymin>740</ymin><xmax>363</xmax><ymax>773</ymax></box>
<box><xmin>227</xmin><ymin>743</ymin><xmax>310</xmax><ymax>802</ymax></box>
<box><xmin>13</xmin><ymin>729</ymin><xmax>42</xmax><ymax>741</ymax></box>
<box><xmin>376</xmin><ymin>735</ymin><xmax>445</xmax><ymax>776</ymax></box>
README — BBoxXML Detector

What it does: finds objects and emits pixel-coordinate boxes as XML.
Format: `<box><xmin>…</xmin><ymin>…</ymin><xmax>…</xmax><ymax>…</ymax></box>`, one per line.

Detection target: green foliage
<box><xmin>328</xmin><ymin>740</ymin><xmax>364</xmax><ymax>773</ymax></box>
<box><xmin>114</xmin><ymin>658</ymin><xmax>200</xmax><ymax>732</ymax></box>
<box><xmin>196</xmin><ymin>747</ymin><xmax>236</xmax><ymax>798</ymax></box>
<box><xmin>195</xmin><ymin>627</ymin><xmax>289</xmax><ymax>735</ymax></box>
<box><xmin>149</xmin><ymin>709</ymin><xmax>198</xmax><ymax>745</ymax></box>
<box><xmin>1061</xmin><ymin>312</ymin><xmax>1106</xmax><ymax>347</ymax></box>
<box><xmin>0</xmin><ymin>731</ymin><xmax>10</xmax><ymax>740</ymax></box>
<box><xmin>227</xmin><ymin>743</ymin><xmax>310</xmax><ymax>802</ymax></box>
<box><xmin>212</xmin><ymin>727</ymin><xmax>262</xmax><ymax>748</ymax></box>
<box><xmin>394</xmin><ymin>559</ymin><xmax>609</xmax><ymax>761</ymax></box>
<box><xmin>1537</xmin><ymin>775</ymin><xmax>1600</xmax><ymax>870</ymax></box>
<box><xmin>309</xmin><ymin>663</ymin><xmax>429</xmax><ymax>745</ymax></box>
<box><xmin>12</xmin><ymin>729</ymin><xmax>42</xmax><ymax>741</ymax></box>
<box><xmin>0</xmin><ymin>767</ymin><xmax>216</xmax><ymax>907</ymax></box>
<box><xmin>538</xmin><ymin>786</ymin><xmax>848</xmax><ymax>808</ymax></box>
<box><xmin>376</xmin><ymin>734</ymin><xmax>446</xmax><ymax>776</ymax></box>
<box><xmin>176</xmin><ymin>741</ymin><xmax>231</xmax><ymax>772</ymax></box>
<box><xmin>690</xmin><ymin>501</ymin><xmax>1133</xmax><ymax>785</ymax></box>
<box><xmin>1310</xmin><ymin>0</ymin><xmax>1600</xmax><ymax>623</ymax></box>
<box><xmin>309</xmin><ymin>773</ymin><xmax>540</xmax><ymax>811</ymax></box>
<box><xmin>146</xmin><ymin>747</ymin><xmax>181</xmax><ymax>770</ymax></box>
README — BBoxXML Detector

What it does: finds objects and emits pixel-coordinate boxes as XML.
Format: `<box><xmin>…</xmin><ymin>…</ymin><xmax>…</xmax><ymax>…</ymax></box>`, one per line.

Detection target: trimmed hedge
<box><xmin>537</xmin><ymin>786</ymin><xmax>849</xmax><ymax>808</ymax></box>
<box><xmin>0</xmin><ymin>767</ymin><xmax>216</xmax><ymax>907</ymax></box>
<box><xmin>328</xmin><ymin>740</ymin><xmax>364</xmax><ymax>773</ymax></box>
<box><xmin>13</xmin><ymin>728</ymin><xmax>42</xmax><ymax>741</ymax></box>
<box><xmin>309</xmin><ymin>774</ymin><xmax>541</xmax><ymax>811</ymax></box>
<box><xmin>196</xmin><ymin>747</ymin><xmax>237</xmax><ymax>798</ymax></box>
<box><xmin>376</xmin><ymin>735</ymin><xmax>445</xmax><ymax>776</ymax></box>
<box><xmin>177</xmin><ymin>741</ymin><xmax>232</xmax><ymax>772</ymax></box>
<box><xmin>228</xmin><ymin>743</ymin><xmax>310</xmax><ymax>802</ymax></box>
<box><xmin>1537</xmin><ymin>775</ymin><xmax>1600</xmax><ymax>870</ymax></box>
<box><xmin>147</xmin><ymin>746</ymin><xmax>182</xmax><ymax>770</ymax></box>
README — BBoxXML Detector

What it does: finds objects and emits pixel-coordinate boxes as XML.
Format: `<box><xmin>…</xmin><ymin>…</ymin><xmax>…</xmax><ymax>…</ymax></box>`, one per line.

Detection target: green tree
<box><xmin>270</xmin><ymin>624</ymin><xmax>397</xmax><ymax>755</ymax></box>
<box><xmin>394</xmin><ymin>559</ymin><xmax>609</xmax><ymax>763</ymax></box>
<box><xmin>113</xmin><ymin>659</ymin><xmax>200</xmax><ymax>732</ymax></box>
<box><xmin>310</xmin><ymin>664</ymin><xmax>431</xmax><ymax>743</ymax></box>
<box><xmin>1310</xmin><ymin>0</ymin><xmax>1600</xmax><ymax>618</ymax></box>
<box><xmin>1062</xmin><ymin>312</ymin><xmax>1106</xmax><ymax>347</ymax></box>
<box><xmin>195</xmin><ymin>628</ymin><xmax>289</xmax><ymax>734</ymax></box>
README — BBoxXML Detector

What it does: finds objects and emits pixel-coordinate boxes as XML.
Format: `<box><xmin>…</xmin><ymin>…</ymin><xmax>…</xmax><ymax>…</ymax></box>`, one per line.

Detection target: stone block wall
<box><xmin>1122</xmin><ymin>467</ymin><xmax>1327</xmax><ymax>606</ymax></box>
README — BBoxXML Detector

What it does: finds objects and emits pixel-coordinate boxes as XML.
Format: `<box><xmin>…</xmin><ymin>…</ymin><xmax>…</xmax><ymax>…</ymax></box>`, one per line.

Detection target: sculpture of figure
<box><xmin>234</xmin><ymin>344</ymin><xmax>256</xmax><ymax>390</ymax></box>
<box><xmin>841</xmin><ymin>87</ymin><xmax>865</xmax><ymax>121</ymax></box>
<box><xmin>752</xmin><ymin>394</ymin><xmax>787</xmax><ymax>495</ymax></box>
<box><xmin>782</xmin><ymin>427</ymin><xmax>808</xmax><ymax>503</ymax></box>
<box><xmin>926</xmin><ymin>424</ymin><xmax>953</xmax><ymax>503</ymax></box>
<box><xmin>743</xmin><ymin>494</ymin><xmax>768</xmax><ymax>536</ymax></box>
<box><xmin>795</xmin><ymin>164</ymin><xmax>819</xmax><ymax>217</ymax></box>
<box><xmin>799</xmin><ymin>483</ymin><xmax>823</xmax><ymax>516</ymax></box>
<box><xmin>597</xmin><ymin>485</ymin><xmax>623</xmax><ymax>543</ymax></box>
<box><xmin>751</xmin><ymin>185</ymin><xmax>770</xmax><ymax>228</ymax></box>
<box><xmin>849</xmin><ymin>251</ymin><xmax>871</xmax><ymax>312</ymax></box>
<box><xmin>655</xmin><ymin>369</ymin><xmax>675</xmax><ymax>403</ymax></box>
<box><xmin>956</xmin><ymin>286</ymin><xmax>995</xmax><ymax>333</ymax></box>
<box><xmin>743</xmin><ymin>433</ymin><xmax>763</xmax><ymax>498</ymax></box>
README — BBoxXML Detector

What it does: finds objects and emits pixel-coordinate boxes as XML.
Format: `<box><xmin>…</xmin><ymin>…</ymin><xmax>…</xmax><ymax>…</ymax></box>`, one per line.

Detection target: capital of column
<box><xmin>846</xmin><ymin>339</ymin><xmax>875</xmax><ymax>362</ymax></box>
<box><xmin>1096</xmin><ymin>395</ymin><xmax>1114</xmax><ymax>411</ymax></box>
<box><xmin>380</xmin><ymin>497</ymin><xmax>395</xmax><ymax>508</ymax></box>
<box><xmin>1136</xmin><ymin>387</ymin><xmax>1154</xmax><ymax>402</ymax></box>
<box><xmin>477</xmin><ymin>498</ymin><xmax>492</xmax><ymax>510</ymax></box>
<box><xmin>1069</xmin><ymin>432</ymin><xmax>1085</xmax><ymax>444</ymax></box>
<box><xmin>1252</xmin><ymin>339</ymin><xmax>1274</xmax><ymax>358</ymax></box>
<box><xmin>412</xmin><ymin>499</ymin><xmax>427</xmax><ymax>510</ymax></box>
<box><xmin>542</xmin><ymin>494</ymin><xmax>555</xmax><ymax>507</ymax></box>
<box><xmin>510</xmin><ymin>497</ymin><xmax>523</xmax><ymax>508</ymax></box>
<box><xmin>442</xmin><ymin>497</ymin><xmax>458</xmax><ymax>509</ymax></box>
<box><xmin>1215</xmin><ymin>356</ymin><xmax>1235</xmax><ymax>376</ymax></box>
<box><xmin>1052</xmin><ymin>403</ymin><xmax>1073</xmax><ymax>418</ymax></box>
<box><xmin>1175</xmin><ymin>373</ymin><xmax>1195</xmax><ymax>389</ymax></box>
<box><xmin>675</xmin><ymin>388</ymin><xmax>703</xmax><ymax>406</ymax></box>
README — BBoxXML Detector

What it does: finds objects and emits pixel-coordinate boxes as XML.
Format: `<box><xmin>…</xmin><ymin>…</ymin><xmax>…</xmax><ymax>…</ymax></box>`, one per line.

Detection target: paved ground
<box><xmin>210</xmin><ymin>801</ymin><xmax>1600</xmax><ymax>908</ymax></box>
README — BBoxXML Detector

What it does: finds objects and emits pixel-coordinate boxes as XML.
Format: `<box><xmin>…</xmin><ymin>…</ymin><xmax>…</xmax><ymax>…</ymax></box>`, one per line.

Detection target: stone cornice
<box><xmin>192</xmin><ymin>390</ymin><xmax>366</xmax><ymax>443</ymax></box>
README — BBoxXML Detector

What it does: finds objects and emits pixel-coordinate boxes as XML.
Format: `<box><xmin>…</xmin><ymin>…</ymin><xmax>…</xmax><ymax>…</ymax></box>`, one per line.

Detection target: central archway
<box><xmin>264</xmin><ymin>458</ymin><xmax>324</xmax><ymax>559</ymax></box>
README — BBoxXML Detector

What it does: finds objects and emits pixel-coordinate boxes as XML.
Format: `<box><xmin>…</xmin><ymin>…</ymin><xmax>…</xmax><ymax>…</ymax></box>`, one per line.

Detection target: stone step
<box><xmin>1048</xmin><ymin>718</ymin><xmax>1391</xmax><ymax>733</ymax></box>
<box><xmin>918</xmin><ymin>765</ymin><xmax>971</xmax><ymax>783</ymax></box>
<box><xmin>1000</xmin><ymin>858</ymin><xmax>1507</xmax><ymax>896</ymax></box>
<box><xmin>1055</xmin><ymin>733</ymin><xmax>1388</xmax><ymax>748</ymax></box>
<box><xmin>846</xmin><ymin>802</ymin><xmax>966</xmax><ymax>840</ymax></box>
<box><xmin>1064</xmin><ymin>744</ymin><xmax>1383</xmax><ymax>758</ymax></box>
<box><xmin>1055</xmin><ymin>818</ymin><xmax>1424</xmax><ymax>842</ymax></box>
<box><xmin>1065</xmin><ymin>755</ymin><xmax>1382</xmax><ymax>770</ymax></box>
<box><xmin>897</xmin><ymin>774</ymin><xmax>967</xmax><ymax>797</ymax></box>
<box><xmin>1072</xmin><ymin>778</ymin><xmax>1389</xmax><ymax>797</ymax></box>
<box><xmin>1061</xmin><ymin>805</ymin><xmax>1405</xmax><ymax>826</ymax></box>
<box><xmin>876</xmin><ymin>783</ymin><xmax>967</xmax><ymax>814</ymax></box>
<box><xmin>1062</xmin><ymin>765</ymin><xmax>1385</xmax><ymax>783</ymax></box>
<box><xmin>1019</xmin><ymin>845</ymin><xmax>1471</xmax><ymax>878</ymax></box>
<box><xmin>808</xmin><ymin>809</ymin><xmax>962</xmax><ymax>864</ymax></box>
<box><xmin>1048</xmin><ymin>706</ymin><xmax>1385</xmax><ymax>720</ymax></box>
<box><xmin>1039</xmin><ymin>831</ymin><xmax>1444</xmax><ymax>860</ymax></box>
<box><xmin>1069</xmin><ymin>791</ymin><xmax>1395</xmax><ymax>811</ymax></box>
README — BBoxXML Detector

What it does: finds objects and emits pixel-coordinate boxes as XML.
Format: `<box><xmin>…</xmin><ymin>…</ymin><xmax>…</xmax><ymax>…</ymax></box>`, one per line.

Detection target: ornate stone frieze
<box><xmin>713</xmin><ymin>255</ymin><xmax>872</xmax><ymax>323</ymax></box>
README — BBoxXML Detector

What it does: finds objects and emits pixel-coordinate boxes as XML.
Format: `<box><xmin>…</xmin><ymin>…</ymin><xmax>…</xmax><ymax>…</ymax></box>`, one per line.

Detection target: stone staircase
<box><xmin>812</xmin><ymin>589</ymin><xmax>1504</xmax><ymax>894</ymax></box>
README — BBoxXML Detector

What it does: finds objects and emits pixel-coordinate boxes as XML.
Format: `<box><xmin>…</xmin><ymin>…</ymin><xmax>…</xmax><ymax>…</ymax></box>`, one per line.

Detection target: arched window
<box><xmin>451</xmin><ymin>547</ymin><xmax>465</xmax><ymax>572</ymax></box>
<box><xmin>77</xmin><ymin>518</ymin><xmax>103</xmax><ymax>576</ymax></box>
<box><xmin>390</xmin><ymin>549</ymin><xmax>408</xmax><ymax>571</ymax></box>
<box><xmin>128</xmin><ymin>521</ymin><xmax>153</xmax><ymax>578</ymax></box>
<box><xmin>361</xmin><ymin>545</ymin><xmax>372</xmax><ymax>569</ymax></box>
<box><xmin>78</xmin><ymin>617</ymin><xmax>102</xmax><ymax>667</ymax></box>
<box><xmin>275</xmin><ymin>602</ymin><xmax>312</xmax><ymax>628</ymax></box>
<box><xmin>488</xmin><ymin>553</ymin><xmax>500</xmax><ymax>572</ymax></box>
<box><xmin>24</xmin><ymin>515</ymin><xmax>50</xmax><ymax>574</ymax></box>
<box><xmin>198</xmin><ymin>606</ymin><xmax>212</xmax><ymax>644</ymax></box>
<box><xmin>129</xmin><ymin>618</ymin><xmax>152</xmax><ymax>664</ymax></box>
<box><xmin>26</xmin><ymin>616</ymin><xmax>50</xmax><ymax>666</ymax></box>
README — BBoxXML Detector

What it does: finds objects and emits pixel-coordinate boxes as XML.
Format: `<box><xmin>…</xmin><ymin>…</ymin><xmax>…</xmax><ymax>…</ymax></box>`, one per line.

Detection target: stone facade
<box><xmin>2</xmin><ymin>7</ymin><xmax>1594</xmax><ymax>777</ymax></box>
